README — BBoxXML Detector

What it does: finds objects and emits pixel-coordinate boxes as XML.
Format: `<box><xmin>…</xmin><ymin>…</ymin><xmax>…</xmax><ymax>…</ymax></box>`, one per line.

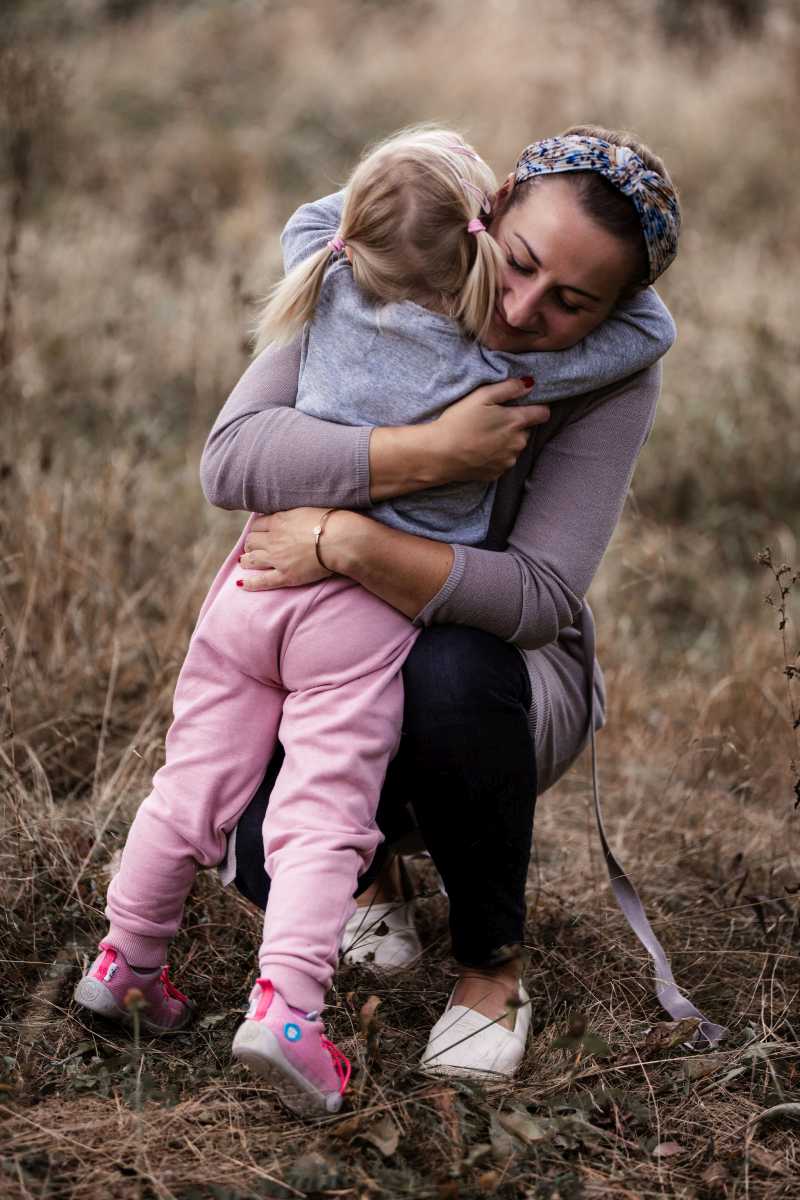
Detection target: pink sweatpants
<box><xmin>104</xmin><ymin>524</ymin><xmax>419</xmax><ymax>1012</ymax></box>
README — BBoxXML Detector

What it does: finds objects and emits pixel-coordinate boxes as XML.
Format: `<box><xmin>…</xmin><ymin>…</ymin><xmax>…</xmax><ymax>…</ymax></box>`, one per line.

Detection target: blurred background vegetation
<box><xmin>2</xmin><ymin>2</ymin><xmax>799</xmax><ymax>1197</ymax></box>
<box><xmin>2</xmin><ymin>0</ymin><xmax>798</xmax><ymax>784</ymax></box>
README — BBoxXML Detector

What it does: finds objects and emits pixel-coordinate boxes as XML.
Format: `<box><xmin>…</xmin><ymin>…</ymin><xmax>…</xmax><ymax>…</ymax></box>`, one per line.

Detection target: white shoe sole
<box><xmin>231</xmin><ymin>1020</ymin><xmax>343</xmax><ymax>1116</ymax></box>
<box><xmin>73</xmin><ymin>977</ymin><xmax>192</xmax><ymax>1036</ymax></box>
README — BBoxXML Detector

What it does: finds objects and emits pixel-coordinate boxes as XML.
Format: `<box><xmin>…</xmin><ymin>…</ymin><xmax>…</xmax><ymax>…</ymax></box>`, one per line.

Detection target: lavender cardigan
<box><xmin>201</xmin><ymin>331</ymin><xmax>664</xmax><ymax>793</ymax></box>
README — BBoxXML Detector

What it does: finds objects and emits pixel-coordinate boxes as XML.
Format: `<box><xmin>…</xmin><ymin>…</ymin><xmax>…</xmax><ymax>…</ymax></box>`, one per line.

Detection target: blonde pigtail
<box><xmin>252</xmin><ymin>244</ymin><xmax>337</xmax><ymax>353</ymax></box>
<box><xmin>253</xmin><ymin>127</ymin><xmax>505</xmax><ymax>351</ymax></box>
<box><xmin>455</xmin><ymin>229</ymin><xmax>505</xmax><ymax>342</ymax></box>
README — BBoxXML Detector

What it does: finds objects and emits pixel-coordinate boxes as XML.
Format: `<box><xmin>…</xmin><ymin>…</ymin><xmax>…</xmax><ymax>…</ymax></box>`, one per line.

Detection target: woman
<box><xmin>202</xmin><ymin>126</ymin><xmax>688</xmax><ymax>1078</ymax></box>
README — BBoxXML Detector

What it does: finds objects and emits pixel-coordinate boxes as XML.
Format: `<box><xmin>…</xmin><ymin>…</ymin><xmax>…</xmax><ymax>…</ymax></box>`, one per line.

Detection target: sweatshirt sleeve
<box><xmin>512</xmin><ymin>287</ymin><xmax>675</xmax><ymax>404</ymax></box>
<box><xmin>201</xmin><ymin>189</ymin><xmax>669</xmax><ymax>519</ymax></box>
<box><xmin>413</xmin><ymin>362</ymin><xmax>662</xmax><ymax>650</ymax></box>
<box><xmin>199</xmin><ymin>339</ymin><xmax>372</xmax><ymax>513</ymax></box>
<box><xmin>281</xmin><ymin>192</ymin><xmax>676</xmax><ymax>401</ymax></box>
<box><xmin>281</xmin><ymin>191</ymin><xmax>346</xmax><ymax>270</ymax></box>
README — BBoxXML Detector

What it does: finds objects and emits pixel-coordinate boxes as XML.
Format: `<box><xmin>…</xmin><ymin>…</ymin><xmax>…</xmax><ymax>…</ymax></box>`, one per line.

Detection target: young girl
<box><xmin>74</xmin><ymin>127</ymin><xmax>677</xmax><ymax>1115</ymax></box>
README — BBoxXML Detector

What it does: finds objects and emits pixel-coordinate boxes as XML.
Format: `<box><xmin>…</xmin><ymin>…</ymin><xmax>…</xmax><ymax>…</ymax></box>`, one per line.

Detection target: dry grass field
<box><xmin>1</xmin><ymin>1</ymin><xmax>799</xmax><ymax>1197</ymax></box>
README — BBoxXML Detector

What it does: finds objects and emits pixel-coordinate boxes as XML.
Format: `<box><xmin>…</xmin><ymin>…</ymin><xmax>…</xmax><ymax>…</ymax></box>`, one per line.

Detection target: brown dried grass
<box><xmin>1</xmin><ymin>1</ymin><xmax>799</xmax><ymax>1197</ymax></box>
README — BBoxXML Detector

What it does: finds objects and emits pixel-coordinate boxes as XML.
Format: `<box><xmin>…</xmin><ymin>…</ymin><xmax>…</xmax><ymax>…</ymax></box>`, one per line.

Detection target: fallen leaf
<box><xmin>197</xmin><ymin>1012</ymin><xmax>230</xmax><ymax>1029</ymax></box>
<box><xmin>464</xmin><ymin>1142</ymin><xmax>492</xmax><ymax>1167</ymax></box>
<box><xmin>550</xmin><ymin>1026</ymin><xmax>610</xmax><ymax>1058</ymax></box>
<box><xmin>641</xmin><ymin>1019</ymin><xmax>701</xmax><ymax>1054</ymax></box>
<box><xmin>489</xmin><ymin>1110</ymin><xmax>518</xmax><ymax>1162</ymax></box>
<box><xmin>356</xmin><ymin>1114</ymin><xmax>399</xmax><ymax>1158</ymax></box>
<box><xmin>359</xmin><ymin>994</ymin><xmax>382</xmax><ymax>1060</ymax></box>
<box><xmin>436</xmin><ymin>1182</ymin><xmax>460</xmax><ymax>1198</ymax></box>
<box><xmin>566</xmin><ymin>1011</ymin><xmax>588</xmax><ymax>1038</ymax></box>
<box><xmin>550</xmin><ymin>1033</ymin><xmax>583</xmax><ymax>1052</ymax></box>
<box><xmin>652</xmin><ymin>1140</ymin><xmax>682</xmax><ymax>1158</ymax></box>
<box><xmin>329</xmin><ymin>1114</ymin><xmax>364</xmax><ymax>1139</ymax></box>
<box><xmin>741</xmin><ymin>1041</ymin><xmax>786</xmax><ymax>1061</ymax></box>
<box><xmin>700</xmin><ymin>1162</ymin><xmax>729</xmax><ymax>1197</ymax></box>
<box><xmin>285</xmin><ymin>1152</ymin><xmax>342</xmax><ymax>1192</ymax></box>
<box><xmin>496</xmin><ymin>1109</ymin><xmax>555</xmax><ymax>1145</ymax></box>
<box><xmin>431</xmin><ymin>1088</ymin><xmax>462</xmax><ymax>1153</ymax></box>
<box><xmin>359</xmin><ymin>994</ymin><xmax>382</xmax><ymax>1035</ymax></box>
<box><xmin>748</xmin><ymin>1143</ymin><xmax>791</xmax><ymax>1176</ymax></box>
<box><xmin>581</xmin><ymin>1032</ymin><xmax>611</xmax><ymax>1058</ymax></box>
<box><xmin>684</xmin><ymin>1053</ymin><xmax>725</xmax><ymax>1080</ymax></box>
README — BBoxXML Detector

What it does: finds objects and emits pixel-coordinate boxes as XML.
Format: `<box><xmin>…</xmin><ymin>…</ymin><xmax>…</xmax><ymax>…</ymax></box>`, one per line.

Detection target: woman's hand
<box><xmin>431</xmin><ymin>376</ymin><xmax>550</xmax><ymax>482</ymax></box>
<box><xmin>238</xmin><ymin>508</ymin><xmax>334</xmax><ymax>591</ymax></box>
<box><xmin>367</xmin><ymin>378</ymin><xmax>550</xmax><ymax>504</ymax></box>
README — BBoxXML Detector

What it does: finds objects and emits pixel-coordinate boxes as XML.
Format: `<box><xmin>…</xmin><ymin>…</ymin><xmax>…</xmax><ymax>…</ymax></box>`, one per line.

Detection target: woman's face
<box><xmin>484</xmin><ymin>174</ymin><xmax>638</xmax><ymax>352</ymax></box>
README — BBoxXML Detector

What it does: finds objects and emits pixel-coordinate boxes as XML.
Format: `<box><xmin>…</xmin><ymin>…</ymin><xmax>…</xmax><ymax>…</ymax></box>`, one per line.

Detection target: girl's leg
<box><xmin>232</xmin><ymin>624</ymin><xmax>536</xmax><ymax>970</ymax></box>
<box><xmin>256</xmin><ymin>578</ymin><xmax>419</xmax><ymax>1014</ymax></box>
<box><xmin>232</xmin><ymin>742</ymin><xmax>414</xmax><ymax>911</ymax></box>
<box><xmin>103</xmin><ymin>591</ymin><xmax>293</xmax><ymax>968</ymax></box>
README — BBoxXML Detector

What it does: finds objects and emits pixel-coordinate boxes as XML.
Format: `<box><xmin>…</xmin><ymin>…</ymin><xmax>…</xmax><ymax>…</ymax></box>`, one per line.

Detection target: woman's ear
<box><xmin>489</xmin><ymin>173</ymin><xmax>515</xmax><ymax>222</ymax></box>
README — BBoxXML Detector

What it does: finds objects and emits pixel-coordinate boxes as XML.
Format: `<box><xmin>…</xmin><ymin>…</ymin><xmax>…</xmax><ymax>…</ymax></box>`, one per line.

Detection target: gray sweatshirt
<box><xmin>285</xmin><ymin>192</ymin><xmax>675</xmax><ymax>544</ymax></box>
<box><xmin>201</xmin><ymin>205</ymin><xmax>672</xmax><ymax>795</ymax></box>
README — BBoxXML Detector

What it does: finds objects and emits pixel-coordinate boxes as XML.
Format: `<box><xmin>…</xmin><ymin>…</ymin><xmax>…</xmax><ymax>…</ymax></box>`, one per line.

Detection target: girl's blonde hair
<box><xmin>254</xmin><ymin>126</ymin><xmax>504</xmax><ymax>352</ymax></box>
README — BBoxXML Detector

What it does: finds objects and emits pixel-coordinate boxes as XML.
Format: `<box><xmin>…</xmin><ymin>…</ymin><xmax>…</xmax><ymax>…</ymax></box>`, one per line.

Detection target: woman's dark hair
<box><xmin>510</xmin><ymin>124</ymin><xmax>678</xmax><ymax>290</ymax></box>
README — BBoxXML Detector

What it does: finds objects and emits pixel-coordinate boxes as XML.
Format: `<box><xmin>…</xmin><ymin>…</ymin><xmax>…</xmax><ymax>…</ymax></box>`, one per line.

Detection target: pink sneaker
<box><xmin>73</xmin><ymin>942</ymin><xmax>193</xmax><ymax>1035</ymax></box>
<box><xmin>231</xmin><ymin>979</ymin><xmax>350</xmax><ymax>1116</ymax></box>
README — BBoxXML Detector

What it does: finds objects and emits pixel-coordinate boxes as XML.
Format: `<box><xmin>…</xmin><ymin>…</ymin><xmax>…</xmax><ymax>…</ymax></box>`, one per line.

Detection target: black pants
<box><xmin>232</xmin><ymin>625</ymin><xmax>537</xmax><ymax>967</ymax></box>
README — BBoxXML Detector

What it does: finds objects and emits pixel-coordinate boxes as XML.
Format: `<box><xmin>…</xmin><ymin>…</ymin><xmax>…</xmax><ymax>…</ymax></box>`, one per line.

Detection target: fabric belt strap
<box><xmin>579</xmin><ymin>608</ymin><xmax>726</xmax><ymax>1047</ymax></box>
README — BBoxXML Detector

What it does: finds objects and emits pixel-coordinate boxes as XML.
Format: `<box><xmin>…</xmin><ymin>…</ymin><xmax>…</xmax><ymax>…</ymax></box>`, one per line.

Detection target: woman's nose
<box><xmin>503</xmin><ymin>277</ymin><xmax>548</xmax><ymax>328</ymax></box>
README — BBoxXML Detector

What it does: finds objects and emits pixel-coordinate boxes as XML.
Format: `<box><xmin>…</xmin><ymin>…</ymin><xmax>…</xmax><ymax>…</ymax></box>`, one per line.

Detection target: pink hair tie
<box><xmin>467</xmin><ymin>218</ymin><xmax>487</xmax><ymax>235</ymax></box>
<box><xmin>446</xmin><ymin>140</ymin><xmax>480</xmax><ymax>161</ymax></box>
<box><xmin>460</xmin><ymin>178</ymin><xmax>492</xmax><ymax>213</ymax></box>
<box><xmin>327</xmin><ymin>235</ymin><xmax>346</xmax><ymax>254</ymax></box>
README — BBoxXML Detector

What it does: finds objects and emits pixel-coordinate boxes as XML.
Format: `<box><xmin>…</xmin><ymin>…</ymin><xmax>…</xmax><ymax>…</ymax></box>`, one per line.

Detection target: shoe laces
<box><xmin>159</xmin><ymin>965</ymin><xmax>189</xmax><ymax>1006</ymax></box>
<box><xmin>320</xmin><ymin>1037</ymin><xmax>351</xmax><ymax>1094</ymax></box>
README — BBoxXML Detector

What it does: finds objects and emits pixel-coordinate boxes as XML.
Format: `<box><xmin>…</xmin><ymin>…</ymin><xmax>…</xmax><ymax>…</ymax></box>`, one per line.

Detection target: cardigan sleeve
<box><xmin>199</xmin><ymin>339</ymin><xmax>372</xmax><ymax>513</ymax></box>
<box><xmin>202</xmin><ymin>188</ymin><xmax>672</xmax><ymax>522</ymax></box>
<box><xmin>413</xmin><ymin>362</ymin><xmax>662</xmax><ymax>650</ymax></box>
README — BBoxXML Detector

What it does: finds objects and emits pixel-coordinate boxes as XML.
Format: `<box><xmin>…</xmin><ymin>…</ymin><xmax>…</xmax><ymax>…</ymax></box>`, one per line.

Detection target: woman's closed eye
<box><xmin>506</xmin><ymin>254</ymin><xmax>583</xmax><ymax>315</ymax></box>
<box><xmin>555</xmin><ymin>294</ymin><xmax>582</xmax><ymax>314</ymax></box>
<box><xmin>507</xmin><ymin>252</ymin><xmax>534</xmax><ymax>277</ymax></box>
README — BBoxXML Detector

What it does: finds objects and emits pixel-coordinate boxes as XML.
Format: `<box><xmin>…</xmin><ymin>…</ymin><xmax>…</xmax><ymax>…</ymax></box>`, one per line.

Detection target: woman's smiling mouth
<box><xmin>493</xmin><ymin>303</ymin><xmax>542</xmax><ymax>339</ymax></box>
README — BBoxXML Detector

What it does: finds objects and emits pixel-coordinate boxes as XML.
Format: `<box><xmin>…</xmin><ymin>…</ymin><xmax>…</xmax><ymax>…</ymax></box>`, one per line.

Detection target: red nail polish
<box><xmin>236</xmin><ymin>580</ymin><xmax>244</xmax><ymax>588</ymax></box>
<box><xmin>521</xmin><ymin>375</ymin><xmax>534</xmax><ymax>387</ymax></box>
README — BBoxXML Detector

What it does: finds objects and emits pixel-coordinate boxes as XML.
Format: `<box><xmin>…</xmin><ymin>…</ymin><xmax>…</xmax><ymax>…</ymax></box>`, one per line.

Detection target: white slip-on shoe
<box><xmin>340</xmin><ymin>897</ymin><xmax>422</xmax><ymax>969</ymax></box>
<box><xmin>419</xmin><ymin>981</ymin><xmax>531</xmax><ymax>1080</ymax></box>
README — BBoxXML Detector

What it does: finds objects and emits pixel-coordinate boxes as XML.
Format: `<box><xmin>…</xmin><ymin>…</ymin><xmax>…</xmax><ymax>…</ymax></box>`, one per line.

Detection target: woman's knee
<box><xmin>401</xmin><ymin>626</ymin><xmax>532</xmax><ymax>724</ymax></box>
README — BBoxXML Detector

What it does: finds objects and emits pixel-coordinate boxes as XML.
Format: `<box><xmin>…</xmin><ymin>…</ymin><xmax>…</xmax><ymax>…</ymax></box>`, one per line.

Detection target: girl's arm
<box><xmin>311</xmin><ymin>363</ymin><xmax>662</xmax><ymax>638</ymax></box>
<box><xmin>283</xmin><ymin>191</ymin><xmax>677</xmax><ymax>397</ymax></box>
<box><xmin>203</xmin><ymin>192</ymin><xmax>673</xmax><ymax>514</ymax></box>
<box><xmin>200</xmin><ymin>343</ymin><xmax>544</xmax><ymax>512</ymax></box>
<box><xmin>514</xmin><ymin>290</ymin><xmax>675</xmax><ymax>402</ymax></box>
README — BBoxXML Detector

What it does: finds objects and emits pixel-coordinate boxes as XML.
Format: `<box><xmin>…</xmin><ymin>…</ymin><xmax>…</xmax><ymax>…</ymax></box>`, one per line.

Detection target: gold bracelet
<box><xmin>312</xmin><ymin>508</ymin><xmax>340</xmax><ymax>571</ymax></box>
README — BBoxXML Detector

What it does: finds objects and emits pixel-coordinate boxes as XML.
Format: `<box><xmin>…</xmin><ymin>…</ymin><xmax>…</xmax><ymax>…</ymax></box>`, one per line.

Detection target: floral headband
<box><xmin>514</xmin><ymin>135</ymin><xmax>681</xmax><ymax>283</ymax></box>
